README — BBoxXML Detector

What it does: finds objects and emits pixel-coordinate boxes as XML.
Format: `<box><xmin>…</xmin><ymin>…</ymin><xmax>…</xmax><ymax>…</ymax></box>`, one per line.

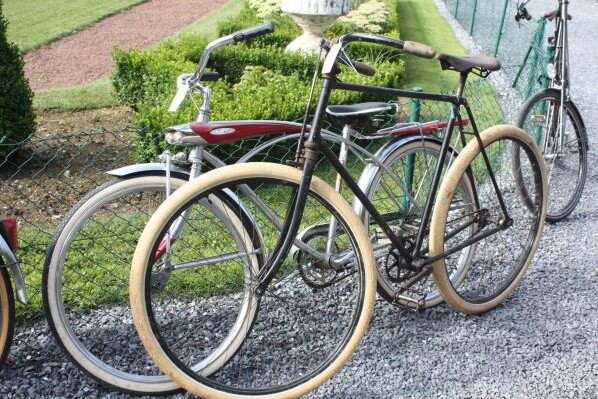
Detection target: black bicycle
<box><xmin>129</xmin><ymin>33</ymin><xmax>548</xmax><ymax>398</ymax></box>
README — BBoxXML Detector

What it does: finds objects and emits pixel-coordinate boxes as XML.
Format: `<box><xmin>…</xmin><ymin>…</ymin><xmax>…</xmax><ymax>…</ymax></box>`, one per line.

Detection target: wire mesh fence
<box><xmin>441</xmin><ymin>0</ymin><xmax>552</xmax><ymax>100</ymax></box>
<box><xmin>0</xmin><ymin>76</ymin><xmax>504</xmax><ymax>323</ymax></box>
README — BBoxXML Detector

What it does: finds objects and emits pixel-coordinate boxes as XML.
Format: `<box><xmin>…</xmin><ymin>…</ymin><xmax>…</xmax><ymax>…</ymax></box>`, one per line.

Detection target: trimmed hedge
<box><xmin>0</xmin><ymin>0</ymin><xmax>35</xmax><ymax>158</ymax></box>
<box><xmin>112</xmin><ymin>0</ymin><xmax>405</xmax><ymax>161</ymax></box>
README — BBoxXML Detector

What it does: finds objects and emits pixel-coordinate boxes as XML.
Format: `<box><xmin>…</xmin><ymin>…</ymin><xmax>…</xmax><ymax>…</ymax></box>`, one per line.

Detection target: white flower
<box><xmin>337</xmin><ymin>0</ymin><xmax>389</xmax><ymax>33</ymax></box>
<box><xmin>248</xmin><ymin>0</ymin><xmax>282</xmax><ymax>18</ymax></box>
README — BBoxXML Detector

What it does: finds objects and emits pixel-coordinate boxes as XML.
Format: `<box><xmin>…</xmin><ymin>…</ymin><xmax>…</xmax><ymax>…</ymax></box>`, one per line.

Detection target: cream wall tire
<box><xmin>130</xmin><ymin>162</ymin><xmax>376</xmax><ymax>398</ymax></box>
<box><xmin>430</xmin><ymin>125</ymin><xmax>547</xmax><ymax>314</ymax></box>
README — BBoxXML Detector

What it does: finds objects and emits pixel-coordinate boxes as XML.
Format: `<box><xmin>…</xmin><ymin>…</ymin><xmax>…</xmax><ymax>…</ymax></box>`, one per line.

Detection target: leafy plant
<box><xmin>0</xmin><ymin>0</ymin><xmax>35</xmax><ymax>158</ymax></box>
<box><xmin>112</xmin><ymin>0</ymin><xmax>405</xmax><ymax>161</ymax></box>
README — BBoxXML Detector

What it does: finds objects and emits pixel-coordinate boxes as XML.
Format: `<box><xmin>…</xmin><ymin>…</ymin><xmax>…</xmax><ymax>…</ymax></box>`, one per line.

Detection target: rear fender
<box><xmin>0</xmin><ymin>238</ymin><xmax>27</xmax><ymax>304</ymax></box>
<box><xmin>352</xmin><ymin>134</ymin><xmax>451</xmax><ymax>220</ymax></box>
<box><xmin>107</xmin><ymin>163</ymin><xmax>191</xmax><ymax>179</ymax></box>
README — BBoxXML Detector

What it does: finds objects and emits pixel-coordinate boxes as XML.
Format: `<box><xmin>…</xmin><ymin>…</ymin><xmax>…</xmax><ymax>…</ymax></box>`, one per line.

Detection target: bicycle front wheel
<box><xmin>0</xmin><ymin>265</ymin><xmax>15</xmax><ymax>370</ymax></box>
<box><xmin>43</xmin><ymin>175</ymin><xmax>195</xmax><ymax>394</ymax></box>
<box><xmin>130</xmin><ymin>162</ymin><xmax>376</xmax><ymax>398</ymax></box>
<box><xmin>516</xmin><ymin>89</ymin><xmax>587</xmax><ymax>222</ymax></box>
<box><xmin>430</xmin><ymin>125</ymin><xmax>547</xmax><ymax>314</ymax></box>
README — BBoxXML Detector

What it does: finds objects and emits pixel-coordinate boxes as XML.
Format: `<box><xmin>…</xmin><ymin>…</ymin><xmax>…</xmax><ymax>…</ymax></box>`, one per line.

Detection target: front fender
<box><xmin>107</xmin><ymin>163</ymin><xmax>191</xmax><ymax>179</ymax></box>
<box><xmin>537</xmin><ymin>88</ymin><xmax>589</xmax><ymax>150</ymax></box>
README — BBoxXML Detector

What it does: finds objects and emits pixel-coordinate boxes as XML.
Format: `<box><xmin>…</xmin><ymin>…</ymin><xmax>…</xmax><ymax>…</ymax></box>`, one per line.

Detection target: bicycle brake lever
<box><xmin>169</xmin><ymin>74</ymin><xmax>192</xmax><ymax>112</ymax></box>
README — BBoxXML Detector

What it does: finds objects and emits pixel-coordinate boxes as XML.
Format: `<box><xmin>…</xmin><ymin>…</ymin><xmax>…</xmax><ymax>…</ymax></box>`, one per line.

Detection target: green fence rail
<box><xmin>442</xmin><ymin>0</ymin><xmax>548</xmax><ymax>100</ymax></box>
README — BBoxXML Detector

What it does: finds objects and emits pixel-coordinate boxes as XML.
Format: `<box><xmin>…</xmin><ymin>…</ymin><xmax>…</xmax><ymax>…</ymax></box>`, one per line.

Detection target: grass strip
<box><xmin>31</xmin><ymin>0</ymin><xmax>243</xmax><ymax>111</ymax></box>
<box><xmin>33</xmin><ymin>78</ymin><xmax>116</xmax><ymax>111</ymax></box>
<box><xmin>4</xmin><ymin>0</ymin><xmax>148</xmax><ymax>53</ymax></box>
<box><xmin>397</xmin><ymin>0</ymin><xmax>467</xmax><ymax>92</ymax></box>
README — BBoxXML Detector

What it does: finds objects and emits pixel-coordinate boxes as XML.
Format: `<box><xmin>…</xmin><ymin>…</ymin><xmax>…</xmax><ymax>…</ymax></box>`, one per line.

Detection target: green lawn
<box><xmin>3</xmin><ymin>0</ymin><xmax>148</xmax><ymax>53</ymax></box>
<box><xmin>33</xmin><ymin>77</ymin><xmax>116</xmax><ymax>111</ymax></box>
<box><xmin>166</xmin><ymin>0</ymin><xmax>244</xmax><ymax>43</ymax></box>
<box><xmin>397</xmin><ymin>0</ymin><xmax>467</xmax><ymax>93</ymax></box>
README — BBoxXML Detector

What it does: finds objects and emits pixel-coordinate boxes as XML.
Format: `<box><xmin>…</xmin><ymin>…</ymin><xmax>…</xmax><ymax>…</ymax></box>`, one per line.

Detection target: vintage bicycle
<box><xmin>129</xmin><ymin>33</ymin><xmax>547</xmax><ymax>398</ymax></box>
<box><xmin>42</xmin><ymin>23</ymin><xmax>471</xmax><ymax>394</ymax></box>
<box><xmin>514</xmin><ymin>0</ymin><xmax>587</xmax><ymax>222</ymax></box>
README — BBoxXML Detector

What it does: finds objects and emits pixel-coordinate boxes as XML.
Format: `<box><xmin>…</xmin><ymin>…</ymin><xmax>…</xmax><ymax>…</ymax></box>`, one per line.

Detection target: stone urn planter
<box><xmin>281</xmin><ymin>0</ymin><xmax>354</xmax><ymax>53</ymax></box>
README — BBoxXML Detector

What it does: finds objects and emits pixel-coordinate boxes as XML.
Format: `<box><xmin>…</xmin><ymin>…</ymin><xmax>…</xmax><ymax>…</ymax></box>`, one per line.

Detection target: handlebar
<box><xmin>169</xmin><ymin>22</ymin><xmax>274</xmax><ymax>114</ymax></box>
<box><xmin>321</xmin><ymin>33</ymin><xmax>435</xmax><ymax>76</ymax></box>
<box><xmin>200</xmin><ymin>72</ymin><xmax>220</xmax><ymax>82</ymax></box>
<box><xmin>233</xmin><ymin>22</ymin><xmax>275</xmax><ymax>42</ymax></box>
<box><xmin>190</xmin><ymin>22</ymin><xmax>275</xmax><ymax>85</ymax></box>
<box><xmin>338</xmin><ymin>32</ymin><xmax>435</xmax><ymax>58</ymax></box>
<box><xmin>515</xmin><ymin>0</ymin><xmax>532</xmax><ymax>21</ymax></box>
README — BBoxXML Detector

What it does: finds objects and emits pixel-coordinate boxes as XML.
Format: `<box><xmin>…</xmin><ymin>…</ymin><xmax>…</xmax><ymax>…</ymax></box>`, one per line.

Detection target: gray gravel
<box><xmin>2</xmin><ymin>0</ymin><xmax>597</xmax><ymax>397</ymax></box>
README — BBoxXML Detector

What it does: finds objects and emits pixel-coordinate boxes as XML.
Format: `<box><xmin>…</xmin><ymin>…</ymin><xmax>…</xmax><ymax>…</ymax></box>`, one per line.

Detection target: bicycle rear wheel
<box><xmin>130</xmin><ymin>162</ymin><xmax>376</xmax><ymax>398</ymax></box>
<box><xmin>0</xmin><ymin>265</ymin><xmax>15</xmax><ymax>370</ymax></box>
<box><xmin>516</xmin><ymin>89</ymin><xmax>587</xmax><ymax>222</ymax></box>
<box><xmin>359</xmin><ymin>137</ymin><xmax>476</xmax><ymax>309</ymax></box>
<box><xmin>43</xmin><ymin>174</ymin><xmax>259</xmax><ymax>394</ymax></box>
<box><xmin>430</xmin><ymin>125</ymin><xmax>547</xmax><ymax>314</ymax></box>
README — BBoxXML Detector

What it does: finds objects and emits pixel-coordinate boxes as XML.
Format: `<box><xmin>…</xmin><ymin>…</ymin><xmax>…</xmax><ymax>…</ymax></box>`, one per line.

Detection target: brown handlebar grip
<box><xmin>353</xmin><ymin>61</ymin><xmax>376</xmax><ymax>77</ymax></box>
<box><xmin>403</xmin><ymin>41</ymin><xmax>436</xmax><ymax>59</ymax></box>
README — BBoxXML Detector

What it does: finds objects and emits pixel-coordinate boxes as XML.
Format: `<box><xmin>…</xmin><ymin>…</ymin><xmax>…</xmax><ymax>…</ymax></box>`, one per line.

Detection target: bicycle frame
<box><xmin>138</xmin><ymin>26</ymin><xmax>479</xmax><ymax>298</ymax></box>
<box><xmin>142</xmin><ymin>31</ymin><xmax>468</xmax><ymax>273</ymax></box>
<box><xmin>254</xmin><ymin>34</ymin><xmax>513</xmax><ymax>294</ymax></box>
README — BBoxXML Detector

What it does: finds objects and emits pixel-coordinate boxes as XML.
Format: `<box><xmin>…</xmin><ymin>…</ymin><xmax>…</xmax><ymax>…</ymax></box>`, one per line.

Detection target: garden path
<box><xmin>23</xmin><ymin>0</ymin><xmax>228</xmax><ymax>90</ymax></box>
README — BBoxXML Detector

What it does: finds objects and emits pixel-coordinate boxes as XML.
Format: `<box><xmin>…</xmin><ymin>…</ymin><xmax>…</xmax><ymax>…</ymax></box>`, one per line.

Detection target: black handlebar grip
<box><xmin>403</xmin><ymin>41</ymin><xmax>436</xmax><ymax>59</ymax></box>
<box><xmin>199</xmin><ymin>72</ymin><xmax>220</xmax><ymax>81</ymax></box>
<box><xmin>233</xmin><ymin>22</ymin><xmax>275</xmax><ymax>42</ymax></box>
<box><xmin>341</xmin><ymin>32</ymin><xmax>406</xmax><ymax>50</ymax></box>
<box><xmin>353</xmin><ymin>61</ymin><xmax>376</xmax><ymax>77</ymax></box>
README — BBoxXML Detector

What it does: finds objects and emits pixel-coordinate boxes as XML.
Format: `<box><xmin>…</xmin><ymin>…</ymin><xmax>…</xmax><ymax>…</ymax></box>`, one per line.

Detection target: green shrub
<box><xmin>112</xmin><ymin>44</ymin><xmax>199</xmax><ymax>109</ymax></box>
<box><xmin>112</xmin><ymin>0</ymin><xmax>405</xmax><ymax>161</ymax></box>
<box><xmin>217</xmin><ymin>6</ymin><xmax>300</xmax><ymax>49</ymax></box>
<box><xmin>209</xmin><ymin>44</ymin><xmax>317</xmax><ymax>84</ymax></box>
<box><xmin>0</xmin><ymin>0</ymin><xmax>35</xmax><ymax>157</ymax></box>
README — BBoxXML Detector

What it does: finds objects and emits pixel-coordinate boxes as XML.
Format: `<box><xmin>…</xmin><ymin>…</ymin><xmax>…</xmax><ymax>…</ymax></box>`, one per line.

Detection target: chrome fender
<box><xmin>352</xmin><ymin>134</ymin><xmax>449</xmax><ymax>221</ymax></box>
<box><xmin>106</xmin><ymin>150</ymin><xmax>227</xmax><ymax>178</ymax></box>
<box><xmin>107</xmin><ymin>163</ymin><xmax>191</xmax><ymax>178</ymax></box>
<box><xmin>0</xmin><ymin>238</ymin><xmax>27</xmax><ymax>304</ymax></box>
<box><xmin>107</xmin><ymin>161</ymin><xmax>266</xmax><ymax>267</ymax></box>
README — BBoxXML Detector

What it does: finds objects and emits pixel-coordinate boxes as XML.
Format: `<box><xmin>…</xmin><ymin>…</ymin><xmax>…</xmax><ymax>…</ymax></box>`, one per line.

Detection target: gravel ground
<box><xmin>3</xmin><ymin>0</ymin><xmax>598</xmax><ymax>398</ymax></box>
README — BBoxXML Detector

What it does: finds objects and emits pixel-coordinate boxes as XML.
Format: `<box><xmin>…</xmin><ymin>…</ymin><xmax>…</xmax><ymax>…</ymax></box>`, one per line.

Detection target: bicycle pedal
<box><xmin>393</xmin><ymin>293</ymin><xmax>426</xmax><ymax>312</ymax></box>
<box><xmin>531</xmin><ymin>114</ymin><xmax>545</xmax><ymax>126</ymax></box>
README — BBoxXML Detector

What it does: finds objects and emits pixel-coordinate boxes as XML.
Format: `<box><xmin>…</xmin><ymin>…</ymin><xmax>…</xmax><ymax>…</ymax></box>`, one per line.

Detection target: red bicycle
<box><xmin>0</xmin><ymin>217</ymin><xmax>27</xmax><ymax>369</ymax></box>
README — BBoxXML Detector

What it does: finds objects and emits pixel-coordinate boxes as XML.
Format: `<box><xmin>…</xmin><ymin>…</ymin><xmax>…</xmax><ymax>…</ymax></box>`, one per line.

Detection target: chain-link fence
<box><xmin>1</xmin><ymin>76</ymin><xmax>503</xmax><ymax>323</ymax></box>
<box><xmin>442</xmin><ymin>0</ymin><xmax>552</xmax><ymax>100</ymax></box>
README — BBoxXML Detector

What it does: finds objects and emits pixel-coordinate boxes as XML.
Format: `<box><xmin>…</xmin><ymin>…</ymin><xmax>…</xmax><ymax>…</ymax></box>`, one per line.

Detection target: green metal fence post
<box><xmin>454</xmin><ymin>0</ymin><xmax>460</xmax><ymax>17</ymax></box>
<box><xmin>526</xmin><ymin>18</ymin><xmax>548</xmax><ymax>99</ymax></box>
<box><xmin>494</xmin><ymin>0</ymin><xmax>510</xmax><ymax>57</ymax></box>
<box><xmin>403</xmin><ymin>87</ymin><xmax>423</xmax><ymax>209</ymax></box>
<box><xmin>470</xmin><ymin>0</ymin><xmax>479</xmax><ymax>34</ymax></box>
